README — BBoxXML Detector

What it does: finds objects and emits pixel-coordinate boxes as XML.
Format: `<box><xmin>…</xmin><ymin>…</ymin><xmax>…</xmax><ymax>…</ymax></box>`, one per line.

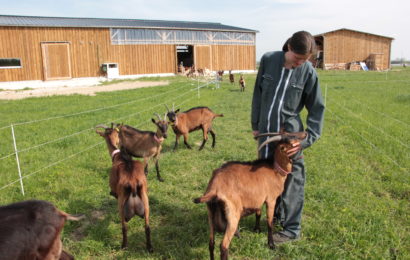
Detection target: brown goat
<box><xmin>96</xmin><ymin>125</ymin><xmax>153</xmax><ymax>252</ymax></box>
<box><xmin>193</xmin><ymin>132</ymin><xmax>306</xmax><ymax>260</ymax></box>
<box><xmin>165</xmin><ymin>105</ymin><xmax>223</xmax><ymax>150</ymax></box>
<box><xmin>239</xmin><ymin>75</ymin><xmax>245</xmax><ymax>92</ymax></box>
<box><xmin>0</xmin><ymin>200</ymin><xmax>83</xmax><ymax>260</ymax></box>
<box><xmin>115</xmin><ymin>114</ymin><xmax>168</xmax><ymax>182</ymax></box>
<box><xmin>228</xmin><ymin>71</ymin><xmax>234</xmax><ymax>84</ymax></box>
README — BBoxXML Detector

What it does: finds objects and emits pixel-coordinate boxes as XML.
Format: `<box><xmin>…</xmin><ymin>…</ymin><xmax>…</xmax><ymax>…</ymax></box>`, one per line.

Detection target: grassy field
<box><xmin>0</xmin><ymin>68</ymin><xmax>409</xmax><ymax>259</ymax></box>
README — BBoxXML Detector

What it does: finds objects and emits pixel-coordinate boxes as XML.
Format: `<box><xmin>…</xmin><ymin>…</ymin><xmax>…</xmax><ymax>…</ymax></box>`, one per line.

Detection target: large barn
<box><xmin>0</xmin><ymin>15</ymin><xmax>257</xmax><ymax>82</ymax></box>
<box><xmin>313</xmin><ymin>28</ymin><xmax>394</xmax><ymax>70</ymax></box>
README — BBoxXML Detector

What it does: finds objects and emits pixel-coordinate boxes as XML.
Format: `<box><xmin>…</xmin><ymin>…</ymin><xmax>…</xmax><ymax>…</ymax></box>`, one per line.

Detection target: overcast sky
<box><xmin>1</xmin><ymin>0</ymin><xmax>409</xmax><ymax>61</ymax></box>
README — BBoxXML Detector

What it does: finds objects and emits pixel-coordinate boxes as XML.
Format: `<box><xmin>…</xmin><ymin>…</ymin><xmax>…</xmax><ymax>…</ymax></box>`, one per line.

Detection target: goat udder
<box><xmin>124</xmin><ymin>195</ymin><xmax>145</xmax><ymax>221</ymax></box>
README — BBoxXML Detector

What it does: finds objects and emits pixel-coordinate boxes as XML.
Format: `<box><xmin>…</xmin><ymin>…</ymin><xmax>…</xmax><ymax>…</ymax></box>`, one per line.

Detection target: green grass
<box><xmin>0</xmin><ymin>69</ymin><xmax>409</xmax><ymax>259</ymax></box>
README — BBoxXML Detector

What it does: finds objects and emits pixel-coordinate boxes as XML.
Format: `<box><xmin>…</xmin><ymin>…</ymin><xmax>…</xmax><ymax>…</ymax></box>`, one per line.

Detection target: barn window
<box><xmin>110</xmin><ymin>28</ymin><xmax>255</xmax><ymax>46</ymax></box>
<box><xmin>0</xmin><ymin>58</ymin><xmax>22</xmax><ymax>69</ymax></box>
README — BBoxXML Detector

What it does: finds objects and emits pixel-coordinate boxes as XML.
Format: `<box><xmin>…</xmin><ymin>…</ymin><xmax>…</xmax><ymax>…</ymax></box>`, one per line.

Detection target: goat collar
<box><xmin>274</xmin><ymin>161</ymin><xmax>291</xmax><ymax>176</ymax></box>
<box><xmin>111</xmin><ymin>149</ymin><xmax>120</xmax><ymax>159</ymax></box>
<box><xmin>154</xmin><ymin>134</ymin><xmax>163</xmax><ymax>144</ymax></box>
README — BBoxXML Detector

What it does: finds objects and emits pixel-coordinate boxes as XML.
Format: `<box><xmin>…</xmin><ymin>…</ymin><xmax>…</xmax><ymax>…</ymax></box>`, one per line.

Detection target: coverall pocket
<box><xmin>284</xmin><ymin>83</ymin><xmax>304</xmax><ymax>111</ymax></box>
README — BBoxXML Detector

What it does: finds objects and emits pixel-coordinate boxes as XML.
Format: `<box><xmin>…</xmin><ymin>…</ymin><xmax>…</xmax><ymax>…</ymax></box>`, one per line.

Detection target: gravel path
<box><xmin>0</xmin><ymin>81</ymin><xmax>169</xmax><ymax>100</ymax></box>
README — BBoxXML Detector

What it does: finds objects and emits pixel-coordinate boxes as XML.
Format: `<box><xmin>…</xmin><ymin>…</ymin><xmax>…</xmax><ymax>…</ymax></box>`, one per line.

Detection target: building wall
<box><xmin>0</xmin><ymin>26</ymin><xmax>256</xmax><ymax>82</ymax></box>
<box><xmin>323</xmin><ymin>30</ymin><xmax>392</xmax><ymax>70</ymax></box>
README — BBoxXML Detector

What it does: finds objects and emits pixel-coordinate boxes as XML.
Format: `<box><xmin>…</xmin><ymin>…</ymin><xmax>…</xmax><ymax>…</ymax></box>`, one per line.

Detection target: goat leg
<box><xmin>121</xmin><ymin>221</ymin><xmax>128</xmax><ymax>248</ymax></box>
<box><xmin>266</xmin><ymin>203</ymin><xmax>275</xmax><ymax>249</ymax></box>
<box><xmin>59</xmin><ymin>250</ymin><xmax>74</xmax><ymax>260</ymax></box>
<box><xmin>210</xmin><ymin>129</ymin><xmax>216</xmax><ymax>148</ymax></box>
<box><xmin>145</xmin><ymin>226</ymin><xmax>153</xmax><ymax>253</ymax></box>
<box><xmin>173</xmin><ymin>135</ymin><xmax>180</xmax><ymax>150</ymax></box>
<box><xmin>183</xmin><ymin>134</ymin><xmax>192</xmax><ymax>149</ymax></box>
<box><xmin>254</xmin><ymin>209</ymin><xmax>261</xmax><ymax>233</ymax></box>
<box><xmin>199</xmin><ymin>138</ymin><xmax>207</xmax><ymax>150</ymax></box>
<box><xmin>154</xmin><ymin>159</ymin><xmax>164</xmax><ymax>182</ymax></box>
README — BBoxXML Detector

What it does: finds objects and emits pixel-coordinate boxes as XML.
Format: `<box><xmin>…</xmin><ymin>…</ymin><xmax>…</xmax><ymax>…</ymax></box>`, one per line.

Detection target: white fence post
<box><xmin>11</xmin><ymin>124</ymin><xmax>25</xmax><ymax>196</ymax></box>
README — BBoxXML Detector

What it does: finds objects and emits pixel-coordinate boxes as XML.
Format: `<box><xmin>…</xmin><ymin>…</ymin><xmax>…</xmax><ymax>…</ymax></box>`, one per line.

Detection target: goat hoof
<box><xmin>147</xmin><ymin>246</ymin><xmax>154</xmax><ymax>253</ymax></box>
<box><xmin>269</xmin><ymin>243</ymin><xmax>276</xmax><ymax>250</ymax></box>
<box><xmin>158</xmin><ymin>177</ymin><xmax>164</xmax><ymax>182</ymax></box>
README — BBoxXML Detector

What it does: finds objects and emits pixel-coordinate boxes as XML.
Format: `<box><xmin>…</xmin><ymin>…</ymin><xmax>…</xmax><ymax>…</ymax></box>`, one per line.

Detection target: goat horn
<box><xmin>258</xmin><ymin>135</ymin><xmax>283</xmax><ymax>151</ymax></box>
<box><xmin>165</xmin><ymin>104</ymin><xmax>170</xmax><ymax>112</ymax></box>
<box><xmin>254</xmin><ymin>132</ymin><xmax>280</xmax><ymax>140</ymax></box>
<box><xmin>154</xmin><ymin>113</ymin><xmax>162</xmax><ymax>121</ymax></box>
<box><xmin>95</xmin><ymin>124</ymin><xmax>109</xmax><ymax>129</ymax></box>
<box><xmin>172</xmin><ymin>103</ymin><xmax>175</xmax><ymax>112</ymax></box>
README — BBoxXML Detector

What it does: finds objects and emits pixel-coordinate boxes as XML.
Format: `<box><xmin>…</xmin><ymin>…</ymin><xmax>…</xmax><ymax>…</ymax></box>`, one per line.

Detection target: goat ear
<box><xmin>151</xmin><ymin>118</ymin><xmax>156</xmax><ymax>124</ymax></box>
<box><xmin>175</xmin><ymin>109</ymin><xmax>180</xmax><ymax>113</ymax></box>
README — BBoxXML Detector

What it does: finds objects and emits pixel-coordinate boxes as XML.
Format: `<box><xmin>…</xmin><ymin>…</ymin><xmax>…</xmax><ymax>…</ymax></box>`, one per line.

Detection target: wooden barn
<box><xmin>0</xmin><ymin>15</ymin><xmax>257</xmax><ymax>82</ymax></box>
<box><xmin>313</xmin><ymin>28</ymin><xmax>393</xmax><ymax>70</ymax></box>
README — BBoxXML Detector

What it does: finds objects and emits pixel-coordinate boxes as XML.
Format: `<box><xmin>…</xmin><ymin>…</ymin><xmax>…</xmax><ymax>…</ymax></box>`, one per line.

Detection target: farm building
<box><xmin>0</xmin><ymin>15</ymin><xmax>257</xmax><ymax>82</ymax></box>
<box><xmin>313</xmin><ymin>28</ymin><xmax>393</xmax><ymax>70</ymax></box>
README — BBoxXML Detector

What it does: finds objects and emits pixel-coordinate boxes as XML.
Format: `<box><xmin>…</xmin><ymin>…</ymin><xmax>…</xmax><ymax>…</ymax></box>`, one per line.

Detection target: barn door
<box><xmin>41</xmin><ymin>42</ymin><xmax>72</xmax><ymax>80</ymax></box>
<box><xmin>194</xmin><ymin>45</ymin><xmax>212</xmax><ymax>70</ymax></box>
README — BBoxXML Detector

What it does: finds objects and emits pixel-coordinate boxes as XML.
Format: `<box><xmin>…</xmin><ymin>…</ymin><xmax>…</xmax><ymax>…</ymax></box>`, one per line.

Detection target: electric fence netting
<box><xmin>0</xmin><ymin>78</ymin><xmax>217</xmax><ymax>194</ymax></box>
<box><xmin>322</xmin><ymin>77</ymin><xmax>410</xmax><ymax>173</ymax></box>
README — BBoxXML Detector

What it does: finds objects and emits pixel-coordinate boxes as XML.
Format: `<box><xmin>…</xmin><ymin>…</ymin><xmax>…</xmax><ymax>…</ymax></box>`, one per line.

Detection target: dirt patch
<box><xmin>0</xmin><ymin>80</ymin><xmax>169</xmax><ymax>100</ymax></box>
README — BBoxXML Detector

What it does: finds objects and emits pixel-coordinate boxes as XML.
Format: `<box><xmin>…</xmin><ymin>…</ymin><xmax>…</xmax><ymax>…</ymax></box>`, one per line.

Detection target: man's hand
<box><xmin>252</xmin><ymin>130</ymin><xmax>260</xmax><ymax>137</ymax></box>
<box><xmin>286</xmin><ymin>141</ymin><xmax>302</xmax><ymax>157</ymax></box>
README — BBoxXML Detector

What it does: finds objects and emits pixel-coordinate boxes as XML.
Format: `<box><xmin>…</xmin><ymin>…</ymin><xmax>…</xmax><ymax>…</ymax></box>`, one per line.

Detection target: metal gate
<box><xmin>41</xmin><ymin>42</ymin><xmax>72</xmax><ymax>80</ymax></box>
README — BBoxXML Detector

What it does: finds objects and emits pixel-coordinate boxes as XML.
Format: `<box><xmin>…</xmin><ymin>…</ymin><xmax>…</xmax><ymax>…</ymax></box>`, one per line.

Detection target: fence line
<box><xmin>0</xmin><ymin>79</ymin><xmax>211</xmax><ymax>192</ymax></box>
<box><xmin>0</xmin><ymin>82</ymin><xmax>205</xmax><ymax>162</ymax></box>
<box><xmin>326</xmin><ymin>108</ymin><xmax>406</xmax><ymax>170</ymax></box>
<box><xmin>0</xmin><ymin>142</ymin><xmax>103</xmax><ymax>192</ymax></box>
<box><xmin>336</xmin><ymin>91</ymin><xmax>409</xmax><ymax>128</ymax></box>
<box><xmin>0</xmin><ymin>83</ymin><xmax>191</xmax><ymax>130</ymax></box>
<box><xmin>331</xmin><ymin>101</ymin><xmax>410</xmax><ymax>149</ymax></box>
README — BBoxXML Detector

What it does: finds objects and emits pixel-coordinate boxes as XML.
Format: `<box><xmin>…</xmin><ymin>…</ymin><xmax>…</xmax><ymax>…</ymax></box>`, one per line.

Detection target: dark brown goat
<box><xmin>165</xmin><ymin>105</ymin><xmax>223</xmax><ymax>150</ymax></box>
<box><xmin>115</xmin><ymin>114</ymin><xmax>168</xmax><ymax>182</ymax></box>
<box><xmin>0</xmin><ymin>200</ymin><xmax>83</xmax><ymax>260</ymax></box>
<box><xmin>228</xmin><ymin>71</ymin><xmax>234</xmax><ymax>84</ymax></box>
<box><xmin>96</xmin><ymin>125</ymin><xmax>153</xmax><ymax>252</ymax></box>
<box><xmin>239</xmin><ymin>75</ymin><xmax>245</xmax><ymax>92</ymax></box>
<box><xmin>193</xmin><ymin>132</ymin><xmax>306</xmax><ymax>260</ymax></box>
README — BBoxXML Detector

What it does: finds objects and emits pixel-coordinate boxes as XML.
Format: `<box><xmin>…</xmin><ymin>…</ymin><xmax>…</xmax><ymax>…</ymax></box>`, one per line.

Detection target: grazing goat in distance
<box><xmin>165</xmin><ymin>105</ymin><xmax>223</xmax><ymax>150</ymax></box>
<box><xmin>0</xmin><ymin>200</ymin><xmax>83</xmax><ymax>260</ymax></box>
<box><xmin>228</xmin><ymin>71</ymin><xmax>234</xmax><ymax>84</ymax></box>
<box><xmin>239</xmin><ymin>75</ymin><xmax>245</xmax><ymax>92</ymax></box>
<box><xmin>193</xmin><ymin>132</ymin><xmax>307</xmax><ymax>260</ymax></box>
<box><xmin>114</xmin><ymin>114</ymin><xmax>168</xmax><ymax>182</ymax></box>
<box><xmin>95</xmin><ymin>124</ymin><xmax>153</xmax><ymax>252</ymax></box>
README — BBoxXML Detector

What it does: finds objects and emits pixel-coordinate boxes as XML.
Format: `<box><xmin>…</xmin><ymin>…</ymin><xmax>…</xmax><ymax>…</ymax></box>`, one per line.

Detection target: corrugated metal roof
<box><xmin>315</xmin><ymin>28</ymin><xmax>393</xmax><ymax>40</ymax></box>
<box><xmin>0</xmin><ymin>14</ymin><xmax>258</xmax><ymax>33</ymax></box>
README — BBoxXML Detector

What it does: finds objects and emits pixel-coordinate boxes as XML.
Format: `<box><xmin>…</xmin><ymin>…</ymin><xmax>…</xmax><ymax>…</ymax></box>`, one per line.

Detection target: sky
<box><xmin>1</xmin><ymin>0</ymin><xmax>409</xmax><ymax>61</ymax></box>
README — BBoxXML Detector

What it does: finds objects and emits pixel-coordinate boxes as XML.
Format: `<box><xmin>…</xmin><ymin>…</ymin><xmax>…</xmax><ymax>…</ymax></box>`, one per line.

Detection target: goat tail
<box><xmin>214</xmin><ymin>113</ymin><xmax>224</xmax><ymax>118</ymax></box>
<box><xmin>193</xmin><ymin>191</ymin><xmax>216</xmax><ymax>204</ymax></box>
<box><xmin>58</xmin><ymin>210</ymin><xmax>85</xmax><ymax>221</ymax></box>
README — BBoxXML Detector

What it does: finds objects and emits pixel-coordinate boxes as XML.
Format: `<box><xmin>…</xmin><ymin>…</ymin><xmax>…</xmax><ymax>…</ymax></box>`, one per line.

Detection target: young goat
<box><xmin>228</xmin><ymin>70</ymin><xmax>234</xmax><ymax>84</ymax></box>
<box><xmin>193</xmin><ymin>132</ymin><xmax>307</xmax><ymax>260</ymax></box>
<box><xmin>0</xmin><ymin>200</ymin><xmax>83</xmax><ymax>260</ymax></box>
<box><xmin>115</xmin><ymin>114</ymin><xmax>168</xmax><ymax>182</ymax></box>
<box><xmin>165</xmin><ymin>105</ymin><xmax>223</xmax><ymax>150</ymax></box>
<box><xmin>239</xmin><ymin>75</ymin><xmax>245</xmax><ymax>92</ymax></box>
<box><xmin>96</xmin><ymin>125</ymin><xmax>153</xmax><ymax>252</ymax></box>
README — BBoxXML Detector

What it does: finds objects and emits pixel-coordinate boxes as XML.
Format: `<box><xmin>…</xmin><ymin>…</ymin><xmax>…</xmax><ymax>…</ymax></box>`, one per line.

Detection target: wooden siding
<box><xmin>0</xmin><ymin>26</ymin><xmax>255</xmax><ymax>82</ymax></box>
<box><xmin>323</xmin><ymin>30</ymin><xmax>391</xmax><ymax>70</ymax></box>
<box><xmin>195</xmin><ymin>45</ymin><xmax>212</xmax><ymax>70</ymax></box>
<box><xmin>210</xmin><ymin>45</ymin><xmax>256</xmax><ymax>71</ymax></box>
